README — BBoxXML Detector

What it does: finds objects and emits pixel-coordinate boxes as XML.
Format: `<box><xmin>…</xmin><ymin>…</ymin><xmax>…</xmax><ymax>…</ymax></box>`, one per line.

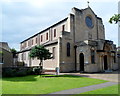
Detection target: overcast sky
<box><xmin>1</xmin><ymin>0</ymin><xmax>119</xmax><ymax>51</ymax></box>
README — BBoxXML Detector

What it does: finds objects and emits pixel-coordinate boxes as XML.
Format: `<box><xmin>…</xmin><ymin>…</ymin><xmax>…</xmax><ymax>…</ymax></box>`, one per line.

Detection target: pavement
<box><xmin>45</xmin><ymin>70</ymin><xmax>119</xmax><ymax>82</ymax></box>
<box><xmin>50</xmin><ymin>82</ymin><xmax>118</xmax><ymax>94</ymax></box>
<box><xmin>61</xmin><ymin>70</ymin><xmax>119</xmax><ymax>83</ymax></box>
<box><xmin>42</xmin><ymin>70</ymin><xmax>119</xmax><ymax>95</ymax></box>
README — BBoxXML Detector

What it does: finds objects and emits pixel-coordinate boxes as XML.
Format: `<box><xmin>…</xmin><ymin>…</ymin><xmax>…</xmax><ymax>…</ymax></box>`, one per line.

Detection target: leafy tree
<box><xmin>118</xmin><ymin>50</ymin><xmax>120</xmax><ymax>53</ymax></box>
<box><xmin>0</xmin><ymin>51</ymin><xmax>3</xmax><ymax>63</ymax></box>
<box><xmin>10</xmin><ymin>48</ymin><xmax>17</xmax><ymax>58</ymax></box>
<box><xmin>0</xmin><ymin>51</ymin><xmax>3</xmax><ymax>54</ymax></box>
<box><xmin>109</xmin><ymin>14</ymin><xmax>120</xmax><ymax>24</ymax></box>
<box><xmin>29</xmin><ymin>45</ymin><xmax>52</xmax><ymax>69</ymax></box>
<box><xmin>10</xmin><ymin>48</ymin><xmax>17</xmax><ymax>66</ymax></box>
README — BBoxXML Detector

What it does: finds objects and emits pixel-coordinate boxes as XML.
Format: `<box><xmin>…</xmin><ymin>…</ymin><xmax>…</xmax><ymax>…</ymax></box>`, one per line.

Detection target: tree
<box><xmin>10</xmin><ymin>48</ymin><xmax>17</xmax><ymax>66</ymax></box>
<box><xmin>109</xmin><ymin>14</ymin><xmax>120</xmax><ymax>24</ymax></box>
<box><xmin>10</xmin><ymin>48</ymin><xmax>17</xmax><ymax>58</ymax></box>
<box><xmin>29</xmin><ymin>45</ymin><xmax>52</xmax><ymax>70</ymax></box>
<box><xmin>0</xmin><ymin>51</ymin><xmax>3</xmax><ymax>63</ymax></box>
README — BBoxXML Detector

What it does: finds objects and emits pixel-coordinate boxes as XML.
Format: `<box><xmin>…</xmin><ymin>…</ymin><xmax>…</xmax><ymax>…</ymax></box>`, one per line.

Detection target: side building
<box><xmin>18</xmin><ymin>7</ymin><xmax>118</xmax><ymax>72</ymax></box>
<box><xmin>0</xmin><ymin>42</ymin><xmax>13</xmax><ymax>67</ymax></box>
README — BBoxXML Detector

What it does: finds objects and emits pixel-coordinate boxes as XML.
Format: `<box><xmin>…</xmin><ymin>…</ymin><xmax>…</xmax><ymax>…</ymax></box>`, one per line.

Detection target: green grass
<box><xmin>2</xmin><ymin>75</ymin><xmax>108</xmax><ymax>94</ymax></box>
<box><xmin>0</xmin><ymin>77</ymin><xmax>2</xmax><ymax>95</ymax></box>
<box><xmin>80</xmin><ymin>84</ymin><xmax>119</xmax><ymax>94</ymax></box>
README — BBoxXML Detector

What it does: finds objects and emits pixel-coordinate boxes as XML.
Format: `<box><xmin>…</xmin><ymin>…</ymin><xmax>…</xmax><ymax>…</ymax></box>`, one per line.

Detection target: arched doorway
<box><xmin>79</xmin><ymin>53</ymin><xmax>84</xmax><ymax>72</ymax></box>
<box><xmin>104</xmin><ymin>55</ymin><xmax>108</xmax><ymax>70</ymax></box>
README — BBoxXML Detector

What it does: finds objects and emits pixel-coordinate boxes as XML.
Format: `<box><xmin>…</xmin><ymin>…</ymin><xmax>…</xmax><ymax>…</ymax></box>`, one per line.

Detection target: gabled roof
<box><xmin>21</xmin><ymin>17</ymin><xmax>68</xmax><ymax>43</ymax></box>
<box><xmin>0</xmin><ymin>42</ymin><xmax>11</xmax><ymax>52</ymax></box>
<box><xmin>72</xmin><ymin>6</ymin><xmax>102</xmax><ymax>20</ymax></box>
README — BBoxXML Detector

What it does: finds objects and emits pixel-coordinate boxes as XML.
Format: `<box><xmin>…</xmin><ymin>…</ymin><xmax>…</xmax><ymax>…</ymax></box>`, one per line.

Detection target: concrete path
<box><xmin>40</xmin><ymin>71</ymin><xmax>119</xmax><ymax>96</ymax></box>
<box><xmin>50</xmin><ymin>82</ymin><xmax>117</xmax><ymax>95</ymax></box>
<box><xmin>61</xmin><ymin>71</ymin><xmax>119</xmax><ymax>82</ymax></box>
<box><xmin>46</xmin><ymin>70</ymin><xmax>119</xmax><ymax>82</ymax></box>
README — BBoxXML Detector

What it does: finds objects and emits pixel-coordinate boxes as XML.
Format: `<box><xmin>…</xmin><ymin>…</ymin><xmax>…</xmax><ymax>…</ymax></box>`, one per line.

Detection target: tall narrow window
<box><xmin>21</xmin><ymin>53</ymin><xmax>23</xmax><ymax>60</ymax></box>
<box><xmin>46</xmin><ymin>33</ymin><xmax>48</xmax><ymax>40</ymax></box>
<box><xmin>41</xmin><ymin>35</ymin><xmax>43</xmax><ymax>42</ymax></box>
<box><xmin>62</xmin><ymin>25</ymin><xmax>65</xmax><ymax>31</ymax></box>
<box><xmin>32</xmin><ymin>40</ymin><xmax>33</xmax><ymax>45</ymax></box>
<box><xmin>91</xmin><ymin>50</ymin><xmax>95</xmax><ymax>64</ymax></box>
<box><xmin>54</xmin><ymin>29</ymin><xmax>56</xmax><ymax>37</ymax></box>
<box><xmin>36</xmin><ymin>38</ymin><xmax>37</xmax><ymax>44</ymax></box>
<box><xmin>67</xmin><ymin>42</ymin><xmax>70</xmax><ymax>57</ymax></box>
<box><xmin>52</xmin><ymin>47</ymin><xmax>55</xmax><ymax>59</ymax></box>
<box><xmin>114</xmin><ymin>53</ymin><xmax>116</xmax><ymax>63</ymax></box>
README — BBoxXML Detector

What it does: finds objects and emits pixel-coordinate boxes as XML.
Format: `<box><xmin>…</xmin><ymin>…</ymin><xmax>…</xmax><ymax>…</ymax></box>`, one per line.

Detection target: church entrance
<box><xmin>79</xmin><ymin>53</ymin><xmax>84</xmax><ymax>72</ymax></box>
<box><xmin>104</xmin><ymin>55</ymin><xmax>108</xmax><ymax>70</ymax></box>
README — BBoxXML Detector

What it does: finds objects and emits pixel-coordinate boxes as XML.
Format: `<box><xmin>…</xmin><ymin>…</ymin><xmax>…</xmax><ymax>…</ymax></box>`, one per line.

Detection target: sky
<box><xmin>1</xmin><ymin>0</ymin><xmax>119</xmax><ymax>51</ymax></box>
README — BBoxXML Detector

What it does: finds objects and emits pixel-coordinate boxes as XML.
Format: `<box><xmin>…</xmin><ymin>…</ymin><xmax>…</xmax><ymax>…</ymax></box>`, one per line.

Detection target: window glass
<box><xmin>85</xmin><ymin>16</ymin><xmax>93</xmax><ymax>28</ymax></box>
<box><xmin>91</xmin><ymin>50</ymin><xmax>95</xmax><ymax>64</ymax></box>
<box><xmin>54</xmin><ymin>29</ymin><xmax>56</xmax><ymax>37</ymax></box>
<box><xmin>46</xmin><ymin>33</ymin><xmax>48</xmax><ymax>40</ymax></box>
<box><xmin>62</xmin><ymin>25</ymin><xmax>65</xmax><ymax>31</ymax></box>
<box><xmin>114</xmin><ymin>53</ymin><xmax>116</xmax><ymax>63</ymax></box>
<box><xmin>36</xmin><ymin>38</ymin><xmax>37</xmax><ymax>43</ymax></box>
<box><xmin>41</xmin><ymin>35</ymin><xmax>43</xmax><ymax>42</ymax></box>
<box><xmin>67</xmin><ymin>42</ymin><xmax>70</xmax><ymax>57</ymax></box>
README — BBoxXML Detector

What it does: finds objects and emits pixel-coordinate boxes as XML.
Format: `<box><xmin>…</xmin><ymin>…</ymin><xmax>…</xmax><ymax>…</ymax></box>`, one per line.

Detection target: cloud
<box><xmin>1</xmin><ymin>0</ymin><xmax>119</xmax><ymax>51</ymax></box>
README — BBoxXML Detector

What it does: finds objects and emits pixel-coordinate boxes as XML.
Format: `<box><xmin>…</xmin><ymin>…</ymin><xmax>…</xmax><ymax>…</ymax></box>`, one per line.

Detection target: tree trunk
<box><xmin>39</xmin><ymin>60</ymin><xmax>43</xmax><ymax>76</ymax></box>
<box><xmin>39</xmin><ymin>60</ymin><xmax>42</xmax><ymax>67</ymax></box>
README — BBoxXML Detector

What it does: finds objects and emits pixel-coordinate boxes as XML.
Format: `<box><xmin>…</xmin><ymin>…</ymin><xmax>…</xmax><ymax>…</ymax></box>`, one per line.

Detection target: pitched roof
<box><xmin>21</xmin><ymin>18</ymin><xmax>68</xmax><ymax>43</ymax></box>
<box><xmin>0</xmin><ymin>42</ymin><xmax>11</xmax><ymax>52</ymax></box>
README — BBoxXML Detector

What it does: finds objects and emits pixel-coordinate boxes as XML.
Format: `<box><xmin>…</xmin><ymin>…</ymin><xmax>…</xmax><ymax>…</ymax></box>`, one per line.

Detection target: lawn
<box><xmin>0</xmin><ymin>78</ymin><xmax>2</xmax><ymax>95</ymax></box>
<box><xmin>80</xmin><ymin>84</ymin><xmax>119</xmax><ymax>94</ymax></box>
<box><xmin>2</xmin><ymin>75</ymin><xmax>108</xmax><ymax>94</ymax></box>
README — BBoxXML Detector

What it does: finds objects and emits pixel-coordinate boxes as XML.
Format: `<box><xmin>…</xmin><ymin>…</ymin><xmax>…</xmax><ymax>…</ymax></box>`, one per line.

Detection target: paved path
<box><xmin>61</xmin><ymin>71</ymin><xmax>119</xmax><ymax>82</ymax></box>
<box><xmin>42</xmin><ymin>71</ymin><xmax>119</xmax><ymax>95</ymax></box>
<box><xmin>45</xmin><ymin>70</ymin><xmax>119</xmax><ymax>82</ymax></box>
<box><xmin>50</xmin><ymin>82</ymin><xmax>117</xmax><ymax>95</ymax></box>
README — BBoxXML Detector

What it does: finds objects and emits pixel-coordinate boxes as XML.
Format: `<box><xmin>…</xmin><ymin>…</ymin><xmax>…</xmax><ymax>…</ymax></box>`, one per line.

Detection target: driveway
<box><xmin>61</xmin><ymin>70</ymin><xmax>119</xmax><ymax>82</ymax></box>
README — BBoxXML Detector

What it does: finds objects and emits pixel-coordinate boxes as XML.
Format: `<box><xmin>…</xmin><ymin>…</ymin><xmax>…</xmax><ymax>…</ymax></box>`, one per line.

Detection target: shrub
<box><xmin>33</xmin><ymin>67</ymin><xmax>41</xmax><ymax>75</ymax></box>
<box><xmin>15</xmin><ymin>69</ymin><xmax>27</xmax><ymax>77</ymax></box>
<box><xmin>2</xmin><ymin>68</ymin><xmax>16</xmax><ymax>77</ymax></box>
<box><xmin>2</xmin><ymin>67</ymin><xmax>34</xmax><ymax>77</ymax></box>
<box><xmin>26</xmin><ymin>67</ymin><xmax>33</xmax><ymax>75</ymax></box>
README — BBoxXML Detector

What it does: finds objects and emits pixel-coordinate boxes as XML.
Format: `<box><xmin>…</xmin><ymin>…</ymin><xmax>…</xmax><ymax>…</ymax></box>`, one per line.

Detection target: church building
<box><xmin>18</xmin><ymin>6</ymin><xmax>118</xmax><ymax>72</ymax></box>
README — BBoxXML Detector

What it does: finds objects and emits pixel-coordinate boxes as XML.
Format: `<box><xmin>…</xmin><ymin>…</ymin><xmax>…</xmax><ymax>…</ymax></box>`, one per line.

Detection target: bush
<box><xmin>2</xmin><ymin>68</ymin><xmax>16</xmax><ymax>77</ymax></box>
<box><xmin>26</xmin><ymin>67</ymin><xmax>33</xmax><ymax>75</ymax></box>
<box><xmin>2</xmin><ymin>67</ymin><xmax>34</xmax><ymax>77</ymax></box>
<box><xmin>33</xmin><ymin>67</ymin><xmax>42</xmax><ymax>75</ymax></box>
<box><xmin>15</xmin><ymin>69</ymin><xmax>27</xmax><ymax>77</ymax></box>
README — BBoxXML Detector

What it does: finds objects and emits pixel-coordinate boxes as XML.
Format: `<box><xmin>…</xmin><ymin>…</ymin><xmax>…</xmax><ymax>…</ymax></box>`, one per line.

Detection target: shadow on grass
<box><xmin>2</xmin><ymin>75</ymin><xmax>39</xmax><ymax>82</ymax></box>
<box><xmin>41</xmin><ymin>74</ymin><xmax>89</xmax><ymax>78</ymax></box>
<box><xmin>2</xmin><ymin>74</ymin><xmax>89</xmax><ymax>82</ymax></box>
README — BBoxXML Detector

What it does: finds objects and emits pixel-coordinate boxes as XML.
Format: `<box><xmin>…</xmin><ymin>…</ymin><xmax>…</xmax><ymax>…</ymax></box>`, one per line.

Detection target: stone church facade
<box><xmin>18</xmin><ymin>7</ymin><xmax>118</xmax><ymax>72</ymax></box>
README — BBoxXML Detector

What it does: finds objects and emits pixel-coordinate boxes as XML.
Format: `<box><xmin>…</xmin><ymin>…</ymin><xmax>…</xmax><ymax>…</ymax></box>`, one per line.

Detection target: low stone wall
<box><xmin>112</xmin><ymin>63</ymin><xmax>118</xmax><ymax>70</ymax></box>
<box><xmin>60</xmin><ymin>63</ymin><xmax>75</xmax><ymax>72</ymax></box>
<box><xmin>85</xmin><ymin>64</ymin><xmax>100</xmax><ymax>72</ymax></box>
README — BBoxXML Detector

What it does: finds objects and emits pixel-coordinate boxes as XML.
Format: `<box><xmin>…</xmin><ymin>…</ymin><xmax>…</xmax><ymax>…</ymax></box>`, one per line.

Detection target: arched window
<box><xmin>91</xmin><ymin>50</ymin><xmax>95</xmax><ymax>64</ymax></box>
<box><xmin>67</xmin><ymin>42</ymin><xmax>70</xmax><ymax>57</ymax></box>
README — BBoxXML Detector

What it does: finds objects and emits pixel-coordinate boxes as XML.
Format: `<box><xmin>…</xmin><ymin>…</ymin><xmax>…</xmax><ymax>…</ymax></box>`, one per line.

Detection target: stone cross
<box><xmin>87</xmin><ymin>1</ymin><xmax>90</xmax><ymax>7</ymax></box>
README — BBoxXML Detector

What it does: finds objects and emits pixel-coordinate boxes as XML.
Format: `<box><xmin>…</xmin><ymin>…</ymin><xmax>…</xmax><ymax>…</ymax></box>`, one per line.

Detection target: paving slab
<box><xmin>50</xmin><ymin>82</ymin><xmax>118</xmax><ymax>94</ymax></box>
<box><xmin>60</xmin><ymin>70</ymin><xmax>119</xmax><ymax>82</ymax></box>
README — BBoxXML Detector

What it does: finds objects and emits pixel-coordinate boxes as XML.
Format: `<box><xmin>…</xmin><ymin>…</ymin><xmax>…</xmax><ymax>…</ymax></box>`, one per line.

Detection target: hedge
<box><xmin>2</xmin><ymin>66</ymin><xmax>42</xmax><ymax>77</ymax></box>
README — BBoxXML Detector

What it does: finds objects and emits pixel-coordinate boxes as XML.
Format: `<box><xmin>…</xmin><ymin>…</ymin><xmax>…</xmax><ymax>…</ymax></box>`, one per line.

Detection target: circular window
<box><xmin>85</xmin><ymin>16</ymin><xmax>93</xmax><ymax>28</ymax></box>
